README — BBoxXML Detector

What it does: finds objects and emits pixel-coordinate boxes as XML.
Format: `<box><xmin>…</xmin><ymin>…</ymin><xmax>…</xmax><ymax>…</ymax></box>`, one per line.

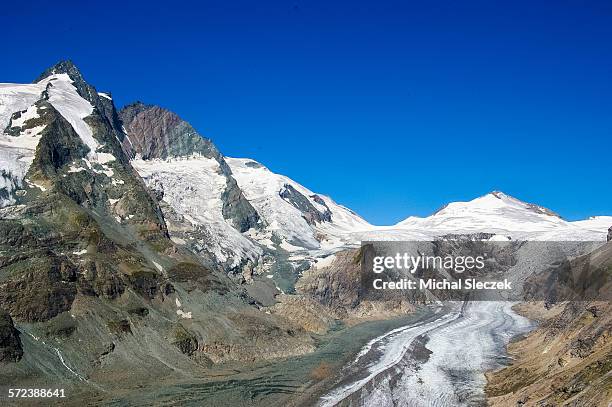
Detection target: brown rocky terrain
<box><xmin>486</xmin><ymin>242</ymin><xmax>612</xmax><ymax>406</ymax></box>
<box><xmin>296</xmin><ymin>249</ymin><xmax>415</xmax><ymax>323</ymax></box>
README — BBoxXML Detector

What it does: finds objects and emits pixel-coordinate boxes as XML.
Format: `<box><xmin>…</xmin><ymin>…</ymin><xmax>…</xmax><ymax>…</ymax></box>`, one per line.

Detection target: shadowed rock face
<box><xmin>607</xmin><ymin>225</ymin><xmax>611</xmax><ymax>242</ymax></box>
<box><xmin>119</xmin><ymin>102</ymin><xmax>219</xmax><ymax>160</ymax></box>
<box><xmin>279</xmin><ymin>184</ymin><xmax>332</xmax><ymax>225</ymax></box>
<box><xmin>0</xmin><ymin>310</ymin><xmax>22</xmax><ymax>362</ymax></box>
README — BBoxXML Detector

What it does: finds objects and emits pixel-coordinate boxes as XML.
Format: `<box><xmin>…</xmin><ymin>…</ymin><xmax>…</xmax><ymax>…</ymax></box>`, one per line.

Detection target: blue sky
<box><xmin>2</xmin><ymin>0</ymin><xmax>611</xmax><ymax>224</ymax></box>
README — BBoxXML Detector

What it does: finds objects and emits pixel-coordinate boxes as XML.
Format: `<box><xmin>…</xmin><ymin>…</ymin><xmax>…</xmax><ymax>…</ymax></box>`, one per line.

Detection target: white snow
<box><xmin>68</xmin><ymin>163</ymin><xmax>87</xmax><ymax>173</ymax></box>
<box><xmin>170</xmin><ymin>236</ymin><xmax>186</xmax><ymax>245</ymax></box>
<box><xmin>0</xmin><ymin>83</ymin><xmax>43</xmax><ymax>131</ymax></box>
<box><xmin>152</xmin><ymin>260</ymin><xmax>163</xmax><ymax>272</ymax></box>
<box><xmin>138</xmin><ymin>153</ymin><xmax>609</xmax><ymax>271</ymax></box>
<box><xmin>0</xmin><ymin>100</ymin><xmax>47</xmax><ymax>206</ymax></box>
<box><xmin>98</xmin><ymin>92</ymin><xmax>112</xmax><ymax>100</ymax></box>
<box><xmin>0</xmin><ymin>74</ymin><xmax>118</xmax><ymax>207</ymax></box>
<box><xmin>132</xmin><ymin>155</ymin><xmax>262</xmax><ymax>268</ymax></box>
<box><xmin>344</xmin><ymin>191</ymin><xmax>610</xmax><ymax>243</ymax></box>
<box><xmin>314</xmin><ymin>254</ymin><xmax>336</xmax><ymax>269</ymax></box>
<box><xmin>226</xmin><ymin>157</ymin><xmax>373</xmax><ymax>252</ymax></box>
<box><xmin>96</xmin><ymin>152</ymin><xmax>116</xmax><ymax>164</ymax></box>
<box><xmin>176</xmin><ymin>310</ymin><xmax>192</xmax><ymax>319</ymax></box>
<box><xmin>0</xmin><ymin>73</ymin><xmax>115</xmax><ymax>162</ymax></box>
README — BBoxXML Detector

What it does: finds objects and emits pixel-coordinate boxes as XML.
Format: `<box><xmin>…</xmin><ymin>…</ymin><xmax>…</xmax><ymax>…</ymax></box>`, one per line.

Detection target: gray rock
<box><xmin>279</xmin><ymin>184</ymin><xmax>331</xmax><ymax>225</ymax></box>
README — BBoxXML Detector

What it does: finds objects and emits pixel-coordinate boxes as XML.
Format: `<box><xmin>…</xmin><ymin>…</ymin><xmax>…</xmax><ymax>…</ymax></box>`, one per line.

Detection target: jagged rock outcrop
<box><xmin>119</xmin><ymin>102</ymin><xmax>219</xmax><ymax>160</ymax></box>
<box><xmin>279</xmin><ymin>184</ymin><xmax>332</xmax><ymax>225</ymax></box>
<box><xmin>171</xmin><ymin>324</ymin><xmax>199</xmax><ymax>356</ymax></box>
<box><xmin>607</xmin><ymin>225</ymin><xmax>611</xmax><ymax>242</ymax></box>
<box><xmin>35</xmin><ymin>60</ymin><xmax>130</xmax><ymax>161</ymax></box>
<box><xmin>0</xmin><ymin>310</ymin><xmax>23</xmax><ymax>362</ymax></box>
<box><xmin>297</xmin><ymin>249</ymin><xmax>414</xmax><ymax>321</ymax></box>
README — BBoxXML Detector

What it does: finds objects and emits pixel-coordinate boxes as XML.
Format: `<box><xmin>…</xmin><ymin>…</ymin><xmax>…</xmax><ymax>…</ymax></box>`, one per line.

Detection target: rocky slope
<box><xmin>0</xmin><ymin>62</ymin><xmax>322</xmax><ymax>402</ymax></box>
<box><xmin>119</xmin><ymin>102</ymin><xmax>262</xmax><ymax>274</ymax></box>
<box><xmin>0</xmin><ymin>310</ymin><xmax>22</xmax><ymax>363</ymax></box>
<box><xmin>1</xmin><ymin>60</ymin><xmax>610</xmax><ymax>406</ymax></box>
<box><xmin>486</xmin><ymin>300</ymin><xmax>611</xmax><ymax>406</ymax></box>
<box><xmin>486</xmin><ymin>242</ymin><xmax>612</xmax><ymax>406</ymax></box>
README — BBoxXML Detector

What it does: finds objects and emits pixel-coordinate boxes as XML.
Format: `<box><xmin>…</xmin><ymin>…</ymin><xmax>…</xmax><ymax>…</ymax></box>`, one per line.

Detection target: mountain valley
<box><xmin>0</xmin><ymin>61</ymin><xmax>610</xmax><ymax>406</ymax></box>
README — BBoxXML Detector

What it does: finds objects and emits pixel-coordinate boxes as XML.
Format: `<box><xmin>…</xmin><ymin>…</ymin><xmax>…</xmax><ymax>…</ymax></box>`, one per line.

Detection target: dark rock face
<box><xmin>221</xmin><ymin>176</ymin><xmax>261</xmax><ymax>232</ymax></box>
<box><xmin>297</xmin><ymin>250</ymin><xmax>361</xmax><ymax>316</ymax></box>
<box><xmin>172</xmin><ymin>324</ymin><xmax>199</xmax><ymax>356</ymax></box>
<box><xmin>279</xmin><ymin>184</ymin><xmax>331</xmax><ymax>225</ymax></box>
<box><xmin>29</xmin><ymin>101</ymin><xmax>90</xmax><ymax>178</ymax></box>
<box><xmin>24</xmin><ymin>62</ymin><xmax>168</xmax><ymax>239</ymax></box>
<box><xmin>607</xmin><ymin>226</ymin><xmax>611</xmax><ymax>242</ymax></box>
<box><xmin>0</xmin><ymin>255</ymin><xmax>77</xmax><ymax>322</ymax></box>
<box><xmin>119</xmin><ymin>102</ymin><xmax>218</xmax><ymax>160</ymax></box>
<box><xmin>0</xmin><ymin>218</ymin><xmax>78</xmax><ymax>322</ymax></box>
<box><xmin>0</xmin><ymin>311</ymin><xmax>23</xmax><ymax>363</ymax></box>
<box><xmin>310</xmin><ymin>194</ymin><xmax>332</xmax><ymax>222</ymax></box>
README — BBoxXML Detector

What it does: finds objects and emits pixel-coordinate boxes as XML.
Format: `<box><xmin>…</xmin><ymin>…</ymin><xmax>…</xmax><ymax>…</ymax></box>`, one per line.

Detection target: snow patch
<box><xmin>132</xmin><ymin>156</ymin><xmax>262</xmax><ymax>267</ymax></box>
<box><xmin>176</xmin><ymin>310</ymin><xmax>192</xmax><ymax>319</ymax></box>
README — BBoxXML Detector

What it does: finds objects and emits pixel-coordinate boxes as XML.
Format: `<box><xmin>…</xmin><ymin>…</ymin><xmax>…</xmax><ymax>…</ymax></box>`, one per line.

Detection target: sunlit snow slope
<box><xmin>0</xmin><ymin>73</ymin><xmax>116</xmax><ymax>206</ymax></box>
<box><xmin>226</xmin><ymin>157</ymin><xmax>373</xmax><ymax>251</ymax></box>
<box><xmin>348</xmin><ymin>191</ymin><xmax>610</xmax><ymax>242</ymax></box>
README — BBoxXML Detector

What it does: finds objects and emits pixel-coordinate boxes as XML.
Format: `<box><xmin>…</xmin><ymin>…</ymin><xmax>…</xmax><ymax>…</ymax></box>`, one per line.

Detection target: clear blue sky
<box><xmin>2</xmin><ymin>1</ymin><xmax>611</xmax><ymax>224</ymax></box>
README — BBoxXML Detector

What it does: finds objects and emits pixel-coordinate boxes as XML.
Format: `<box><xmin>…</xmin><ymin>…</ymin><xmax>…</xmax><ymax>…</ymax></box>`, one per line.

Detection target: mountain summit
<box><xmin>119</xmin><ymin>102</ymin><xmax>220</xmax><ymax>160</ymax></box>
<box><xmin>34</xmin><ymin>60</ymin><xmax>85</xmax><ymax>84</ymax></box>
<box><xmin>0</xmin><ymin>62</ymin><xmax>610</xmax><ymax>405</ymax></box>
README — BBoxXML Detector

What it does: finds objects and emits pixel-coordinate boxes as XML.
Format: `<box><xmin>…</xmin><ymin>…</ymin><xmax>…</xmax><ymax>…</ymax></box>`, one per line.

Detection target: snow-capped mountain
<box><xmin>0</xmin><ymin>62</ymin><xmax>166</xmax><ymax>238</ymax></box>
<box><xmin>0</xmin><ymin>72</ymin><xmax>114</xmax><ymax>205</ymax></box>
<box><xmin>347</xmin><ymin>191</ymin><xmax>611</xmax><ymax>243</ymax></box>
<box><xmin>1</xmin><ymin>61</ymin><xmax>610</xmax><ymax>277</ymax></box>
<box><xmin>119</xmin><ymin>102</ymin><xmax>373</xmax><ymax>272</ymax></box>
<box><xmin>225</xmin><ymin>157</ymin><xmax>372</xmax><ymax>250</ymax></box>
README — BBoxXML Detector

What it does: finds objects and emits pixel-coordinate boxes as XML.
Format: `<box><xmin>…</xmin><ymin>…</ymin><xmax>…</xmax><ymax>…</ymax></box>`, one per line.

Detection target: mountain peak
<box><xmin>119</xmin><ymin>103</ymin><xmax>220</xmax><ymax>160</ymax></box>
<box><xmin>34</xmin><ymin>60</ymin><xmax>84</xmax><ymax>84</ymax></box>
<box><xmin>481</xmin><ymin>191</ymin><xmax>561</xmax><ymax>218</ymax></box>
<box><xmin>489</xmin><ymin>190</ymin><xmax>508</xmax><ymax>199</ymax></box>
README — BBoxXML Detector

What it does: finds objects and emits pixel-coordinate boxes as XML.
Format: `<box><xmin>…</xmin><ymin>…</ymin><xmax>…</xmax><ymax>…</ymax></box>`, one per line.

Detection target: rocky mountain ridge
<box><xmin>0</xmin><ymin>62</ymin><xmax>323</xmax><ymax>402</ymax></box>
<box><xmin>0</xmin><ymin>60</ymin><xmax>611</xmax><ymax>406</ymax></box>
